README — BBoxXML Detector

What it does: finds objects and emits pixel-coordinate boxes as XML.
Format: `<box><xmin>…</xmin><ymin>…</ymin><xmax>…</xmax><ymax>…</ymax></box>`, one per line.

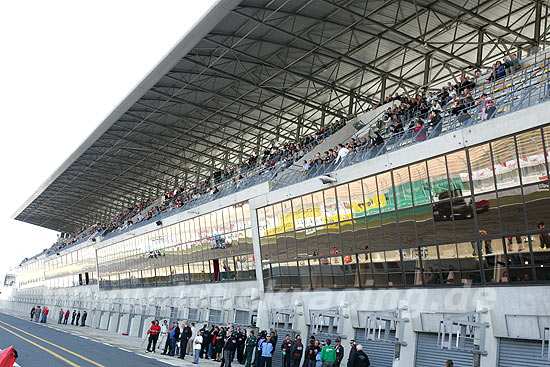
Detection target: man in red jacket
<box><xmin>146</xmin><ymin>320</ymin><xmax>161</xmax><ymax>353</ymax></box>
<box><xmin>64</xmin><ymin>309</ymin><xmax>70</xmax><ymax>324</ymax></box>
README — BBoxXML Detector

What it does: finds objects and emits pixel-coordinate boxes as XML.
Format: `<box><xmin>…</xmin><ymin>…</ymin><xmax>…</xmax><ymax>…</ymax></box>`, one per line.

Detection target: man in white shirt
<box><xmin>188</xmin><ymin>322</ymin><xmax>196</xmax><ymax>354</ymax></box>
<box><xmin>193</xmin><ymin>331</ymin><xmax>203</xmax><ymax>364</ymax></box>
<box><xmin>334</xmin><ymin>144</ymin><xmax>350</xmax><ymax>164</ymax></box>
<box><xmin>158</xmin><ymin>320</ymin><xmax>168</xmax><ymax>351</ymax></box>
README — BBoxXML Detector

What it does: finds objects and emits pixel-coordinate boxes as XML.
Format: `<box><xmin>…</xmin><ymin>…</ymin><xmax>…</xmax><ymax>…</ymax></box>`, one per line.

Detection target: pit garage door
<box><xmin>498</xmin><ymin>338</ymin><xmax>550</xmax><ymax>367</ymax></box>
<box><xmin>354</xmin><ymin>328</ymin><xmax>395</xmax><ymax>367</ymax></box>
<box><xmin>414</xmin><ymin>333</ymin><xmax>473</xmax><ymax>367</ymax></box>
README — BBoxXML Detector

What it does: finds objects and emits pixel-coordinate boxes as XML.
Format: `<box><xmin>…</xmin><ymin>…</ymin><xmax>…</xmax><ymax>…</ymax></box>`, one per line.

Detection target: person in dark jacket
<box><xmin>200</xmin><ymin>324</ymin><xmax>211</xmax><ymax>359</ymax></box>
<box><xmin>351</xmin><ymin>345</ymin><xmax>369</xmax><ymax>367</ymax></box>
<box><xmin>30</xmin><ymin>307</ymin><xmax>35</xmax><ymax>321</ymax></box>
<box><xmin>305</xmin><ymin>340</ymin><xmax>321</xmax><ymax>367</ymax></box>
<box><xmin>290</xmin><ymin>335</ymin><xmax>304</xmax><ymax>367</ymax></box>
<box><xmin>221</xmin><ymin>335</ymin><xmax>237</xmax><ymax>367</ymax></box>
<box><xmin>80</xmin><ymin>311</ymin><xmax>87</xmax><ymax>326</ymax></box>
<box><xmin>334</xmin><ymin>339</ymin><xmax>344</xmax><ymax>367</ymax></box>
<box><xmin>75</xmin><ymin>311</ymin><xmax>81</xmax><ymax>326</ymax></box>
<box><xmin>71</xmin><ymin>310</ymin><xmax>76</xmax><ymax>325</ymax></box>
<box><xmin>179</xmin><ymin>322</ymin><xmax>192</xmax><ymax>359</ymax></box>
<box><xmin>346</xmin><ymin>340</ymin><xmax>356</xmax><ymax>367</ymax></box>
<box><xmin>281</xmin><ymin>334</ymin><xmax>293</xmax><ymax>367</ymax></box>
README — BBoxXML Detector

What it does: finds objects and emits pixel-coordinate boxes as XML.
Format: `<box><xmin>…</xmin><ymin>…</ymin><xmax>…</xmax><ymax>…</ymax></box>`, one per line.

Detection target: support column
<box><xmin>380</xmin><ymin>75</ymin><xmax>387</xmax><ymax>102</ymax></box>
<box><xmin>348</xmin><ymin>91</ymin><xmax>355</xmax><ymax>116</ymax></box>
<box><xmin>423</xmin><ymin>54</ymin><xmax>431</xmax><ymax>88</ymax></box>
<box><xmin>476</xmin><ymin>30</ymin><xmax>484</xmax><ymax>69</ymax></box>
<box><xmin>534</xmin><ymin>0</ymin><xmax>542</xmax><ymax>51</ymax></box>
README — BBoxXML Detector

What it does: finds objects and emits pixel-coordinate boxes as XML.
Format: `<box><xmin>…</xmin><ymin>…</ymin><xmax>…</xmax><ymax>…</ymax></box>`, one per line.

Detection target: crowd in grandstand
<box><xmin>50</xmin><ymin>52</ymin><xmax>524</xmax><ymax>251</ymax></box>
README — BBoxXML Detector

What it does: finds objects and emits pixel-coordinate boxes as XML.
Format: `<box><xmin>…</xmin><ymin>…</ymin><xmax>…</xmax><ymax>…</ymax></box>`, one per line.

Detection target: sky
<box><xmin>0</xmin><ymin>0</ymin><xmax>218</xmax><ymax>276</ymax></box>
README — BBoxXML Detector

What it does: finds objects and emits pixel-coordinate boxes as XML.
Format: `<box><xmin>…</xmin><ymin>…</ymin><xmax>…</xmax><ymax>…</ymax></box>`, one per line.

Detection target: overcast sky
<box><xmin>0</xmin><ymin>0</ymin><xmax>217</xmax><ymax>276</ymax></box>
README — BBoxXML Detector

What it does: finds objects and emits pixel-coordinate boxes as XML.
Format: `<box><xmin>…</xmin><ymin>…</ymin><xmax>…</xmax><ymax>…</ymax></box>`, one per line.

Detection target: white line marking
<box><xmin>118</xmin><ymin>347</ymin><xmax>132</xmax><ymax>353</ymax></box>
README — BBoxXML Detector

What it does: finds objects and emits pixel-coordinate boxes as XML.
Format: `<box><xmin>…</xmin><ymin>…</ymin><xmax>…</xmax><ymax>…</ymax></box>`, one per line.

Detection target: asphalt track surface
<box><xmin>0</xmin><ymin>312</ymin><xmax>171</xmax><ymax>367</ymax></box>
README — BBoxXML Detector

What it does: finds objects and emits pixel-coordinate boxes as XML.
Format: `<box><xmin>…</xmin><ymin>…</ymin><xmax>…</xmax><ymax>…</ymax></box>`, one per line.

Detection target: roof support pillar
<box><xmin>534</xmin><ymin>0</ymin><xmax>542</xmax><ymax>51</ymax></box>
<box><xmin>423</xmin><ymin>54</ymin><xmax>431</xmax><ymax>88</ymax></box>
<box><xmin>380</xmin><ymin>75</ymin><xmax>387</xmax><ymax>102</ymax></box>
<box><xmin>348</xmin><ymin>91</ymin><xmax>355</xmax><ymax>116</ymax></box>
<box><xmin>476</xmin><ymin>30</ymin><xmax>484</xmax><ymax>69</ymax></box>
<box><xmin>320</xmin><ymin>103</ymin><xmax>326</xmax><ymax>129</ymax></box>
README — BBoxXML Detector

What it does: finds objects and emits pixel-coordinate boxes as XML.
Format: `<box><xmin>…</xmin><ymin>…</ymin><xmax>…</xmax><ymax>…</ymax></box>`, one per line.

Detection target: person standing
<box><xmin>320</xmin><ymin>339</ymin><xmax>336</xmax><ymax>367</ymax></box>
<box><xmin>305</xmin><ymin>340</ymin><xmax>321</xmax><ymax>367</ymax></box>
<box><xmin>81</xmin><ymin>311</ymin><xmax>87</xmax><ymax>326</ymax></box>
<box><xmin>236</xmin><ymin>327</ymin><xmax>245</xmax><ymax>363</ymax></box>
<box><xmin>350</xmin><ymin>345</ymin><xmax>369</xmax><ymax>367</ymax></box>
<box><xmin>158</xmin><ymin>320</ymin><xmax>168</xmax><ymax>352</ymax></box>
<box><xmin>162</xmin><ymin>321</ymin><xmax>176</xmax><ymax>355</ymax></box>
<box><xmin>41</xmin><ymin>307</ymin><xmax>49</xmax><ymax>323</ymax></box>
<box><xmin>221</xmin><ymin>334</ymin><xmax>236</xmax><ymax>367</ymax></box>
<box><xmin>346</xmin><ymin>340</ymin><xmax>356</xmax><ymax>367</ymax></box>
<box><xmin>169</xmin><ymin>322</ymin><xmax>180</xmax><ymax>356</ymax></box>
<box><xmin>75</xmin><ymin>311</ymin><xmax>81</xmax><ymax>326</ymax></box>
<box><xmin>30</xmin><ymin>306</ymin><xmax>35</xmax><ymax>321</ymax></box>
<box><xmin>64</xmin><ymin>309</ymin><xmax>70</xmax><ymax>324</ymax></box>
<box><xmin>334</xmin><ymin>339</ymin><xmax>344</xmax><ymax>367</ymax></box>
<box><xmin>244</xmin><ymin>330</ymin><xmax>257</xmax><ymax>367</ymax></box>
<box><xmin>58</xmin><ymin>309</ymin><xmax>64</xmax><ymax>324</ymax></box>
<box><xmin>188</xmin><ymin>322</ymin><xmax>196</xmax><ymax>356</ymax></box>
<box><xmin>446</xmin><ymin>361</ymin><xmax>453</xmax><ymax>367</ymax></box>
<box><xmin>34</xmin><ymin>306</ymin><xmax>41</xmax><ymax>323</ymax></box>
<box><xmin>179</xmin><ymin>322</ymin><xmax>192</xmax><ymax>359</ymax></box>
<box><xmin>71</xmin><ymin>310</ymin><xmax>76</xmax><ymax>325</ymax></box>
<box><xmin>281</xmin><ymin>334</ymin><xmax>293</xmax><ymax>367</ymax></box>
<box><xmin>289</xmin><ymin>335</ymin><xmax>303</xmax><ymax>367</ymax></box>
<box><xmin>146</xmin><ymin>320</ymin><xmax>161</xmax><ymax>353</ymax></box>
<box><xmin>200</xmin><ymin>324</ymin><xmax>210</xmax><ymax>359</ymax></box>
<box><xmin>258</xmin><ymin>335</ymin><xmax>274</xmax><ymax>367</ymax></box>
<box><xmin>193</xmin><ymin>331</ymin><xmax>203</xmax><ymax>364</ymax></box>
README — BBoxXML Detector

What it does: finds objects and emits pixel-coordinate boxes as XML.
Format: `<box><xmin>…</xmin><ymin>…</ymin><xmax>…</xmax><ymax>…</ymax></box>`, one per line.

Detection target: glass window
<box><xmin>428</xmin><ymin>156</ymin><xmax>450</xmax><ymax>201</ymax></box>
<box><xmin>506</xmin><ymin>234</ymin><xmax>534</xmax><ymax>283</ymax></box>
<box><xmin>410</xmin><ymin>161</ymin><xmax>431</xmax><ymax>206</ymax></box>
<box><xmin>336</xmin><ymin>184</ymin><xmax>352</xmax><ymax>221</ymax></box>
<box><xmin>312</xmin><ymin>191</ymin><xmax>326</xmax><ymax>226</ymax></box>
<box><xmin>371</xmin><ymin>250</ymin><xmax>388</xmax><ymax>287</ymax></box>
<box><xmin>524</xmin><ymin>183</ymin><xmax>550</xmax><ymax>231</ymax></box>
<box><xmin>456</xmin><ymin>240</ymin><xmax>482</xmax><ymax>285</ymax></box>
<box><xmin>491</xmin><ymin>137</ymin><xmax>520</xmax><ymax>190</ymax></box>
<box><xmin>349</xmin><ymin>180</ymin><xmax>365</xmax><ymax>219</ymax></box>
<box><xmin>420</xmin><ymin>245</ymin><xmax>441</xmax><ymax>285</ymax></box>
<box><xmin>438</xmin><ymin>243</ymin><xmax>460</xmax><ymax>285</ymax></box>
<box><xmin>319</xmin><ymin>256</ymin><xmax>333</xmax><ymax>287</ymax></box>
<box><xmin>498</xmin><ymin>188</ymin><xmax>527</xmax><ymax>234</ymax></box>
<box><xmin>310</xmin><ymin>258</ymin><xmax>322</xmax><ymax>288</ymax></box>
<box><xmin>415</xmin><ymin>204</ymin><xmax>435</xmax><ymax>244</ymax></box>
<box><xmin>273</xmin><ymin>203</ymin><xmax>283</xmax><ymax>234</ymax></box>
<box><xmin>332</xmin><ymin>256</ymin><xmax>346</xmax><ymax>288</ymax></box>
<box><xmin>343</xmin><ymin>254</ymin><xmax>360</xmax><ymax>288</ymax></box>
<box><xmin>282</xmin><ymin>200</ymin><xmax>294</xmax><ymax>233</ymax></box>
<box><xmin>393</xmin><ymin>167</ymin><xmax>413</xmax><ymax>210</ymax></box>
<box><xmin>398</xmin><ymin>208</ymin><xmax>416</xmax><ymax>247</ymax></box>
<box><xmin>402</xmin><ymin>247</ymin><xmax>422</xmax><ymax>286</ymax></box>
<box><xmin>316</xmin><ymin>225</ymin><xmax>329</xmax><ymax>256</ymax></box>
<box><xmin>469</xmin><ymin>144</ymin><xmax>495</xmax><ymax>193</ymax></box>
<box><xmin>377</xmin><ymin>172</ymin><xmax>395</xmax><ymax>213</ymax></box>
<box><xmin>298</xmin><ymin>259</ymin><xmax>311</xmax><ymax>289</ymax></box>
<box><xmin>385</xmin><ymin>250</ymin><xmax>404</xmax><ymax>286</ymax></box>
<box><xmin>295</xmin><ymin>230</ymin><xmax>307</xmax><ymax>258</ymax></box>
<box><xmin>286</xmin><ymin>232</ymin><xmax>297</xmax><ymax>261</ymax></box>
<box><xmin>447</xmin><ymin>151</ymin><xmax>476</xmax><ymax>240</ymax></box>
<box><xmin>292</xmin><ymin>197</ymin><xmax>305</xmax><ymax>230</ymax></box>
<box><xmin>340</xmin><ymin>220</ymin><xmax>355</xmax><ymax>254</ymax></box>
<box><xmin>265</xmin><ymin>205</ymin><xmax>275</xmax><ymax>237</ymax></box>
<box><xmin>324</xmin><ymin>188</ymin><xmax>338</xmax><ymax>224</ymax></box>
<box><xmin>302</xmin><ymin>194</ymin><xmax>316</xmax><ymax>228</ymax></box>
<box><xmin>362</xmin><ymin>176</ymin><xmax>380</xmax><ymax>216</ymax></box>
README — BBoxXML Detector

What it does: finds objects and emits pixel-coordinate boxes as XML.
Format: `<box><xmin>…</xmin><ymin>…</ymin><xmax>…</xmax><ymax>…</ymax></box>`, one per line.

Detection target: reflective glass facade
<box><xmin>44</xmin><ymin>247</ymin><xmax>97</xmax><ymax>289</ymax></box>
<box><xmin>97</xmin><ymin>202</ymin><xmax>254</xmax><ymax>288</ymax></box>
<box><xmin>258</xmin><ymin>126</ymin><xmax>550</xmax><ymax>290</ymax></box>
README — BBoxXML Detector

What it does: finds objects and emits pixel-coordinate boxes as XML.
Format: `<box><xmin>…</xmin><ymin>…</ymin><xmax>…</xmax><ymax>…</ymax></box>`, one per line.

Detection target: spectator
<box><xmin>320</xmin><ymin>339</ymin><xmax>336</xmax><ymax>367</ymax></box>
<box><xmin>446</xmin><ymin>361</ymin><xmax>453</xmax><ymax>367</ymax></box>
<box><xmin>495</xmin><ymin>61</ymin><xmax>506</xmax><ymax>79</ymax></box>
<box><xmin>477</xmin><ymin>93</ymin><xmax>495</xmax><ymax>120</ymax></box>
<box><xmin>414</xmin><ymin>120</ymin><xmax>426</xmax><ymax>142</ymax></box>
<box><xmin>193</xmin><ymin>331</ymin><xmax>203</xmax><ymax>364</ymax></box>
<box><xmin>372</xmin><ymin>132</ymin><xmax>384</xmax><ymax>146</ymax></box>
<box><xmin>146</xmin><ymin>320</ymin><xmax>161</xmax><ymax>353</ymax></box>
<box><xmin>334</xmin><ymin>144</ymin><xmax>350</xmax><ymax>164</ymax></box>
<box><xmin>351</xmin><ymin>345</ymin><xmax>369</xmax><ymax>367</ymax></box>
<box><xmin>302</xmin><ymin>160</ymin><xmax>310</xmax><ymax>175</ymax></box>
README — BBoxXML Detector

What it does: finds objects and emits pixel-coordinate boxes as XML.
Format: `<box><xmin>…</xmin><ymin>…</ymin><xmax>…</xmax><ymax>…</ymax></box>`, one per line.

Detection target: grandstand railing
<box><xmin>272</xmin><ymin>53</ymin><xmax>550</xmax><ymax>189</ymax></box>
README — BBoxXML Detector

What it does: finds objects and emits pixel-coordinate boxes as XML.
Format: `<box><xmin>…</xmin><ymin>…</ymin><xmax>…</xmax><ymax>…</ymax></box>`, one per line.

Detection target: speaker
<box><xmin>156</xmin><ymin>220</ymin><xmax>162</xmax><ymax>226</ymax></box>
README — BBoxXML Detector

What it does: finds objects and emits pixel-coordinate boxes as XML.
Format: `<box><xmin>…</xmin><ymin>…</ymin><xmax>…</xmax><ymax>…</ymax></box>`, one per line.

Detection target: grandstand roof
<box><xmin>14</xmin><ymin>0</ymin><xmax>546</xmax><ymax>233</ymax></box>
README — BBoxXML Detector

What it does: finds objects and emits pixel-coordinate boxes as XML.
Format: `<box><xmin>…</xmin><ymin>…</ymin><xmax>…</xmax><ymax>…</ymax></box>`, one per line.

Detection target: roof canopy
<box><xmin>14</xmin><ymin>0</ymin><xmax>545</xmax><ymax>232</ymax></box>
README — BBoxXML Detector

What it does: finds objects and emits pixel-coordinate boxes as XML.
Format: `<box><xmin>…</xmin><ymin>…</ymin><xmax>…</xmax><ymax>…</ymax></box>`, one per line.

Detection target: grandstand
<box><xmin>7</xmin><ymin>0</ymin><xmax>550</xmax><ymax>366</ymax></box>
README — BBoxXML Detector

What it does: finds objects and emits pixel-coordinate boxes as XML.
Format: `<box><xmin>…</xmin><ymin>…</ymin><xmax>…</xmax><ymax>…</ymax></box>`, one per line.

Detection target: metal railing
<box><xmin>272</xmin><ymin>55</ymin><xmax>550</xmax><ymax>189</ymax></box>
